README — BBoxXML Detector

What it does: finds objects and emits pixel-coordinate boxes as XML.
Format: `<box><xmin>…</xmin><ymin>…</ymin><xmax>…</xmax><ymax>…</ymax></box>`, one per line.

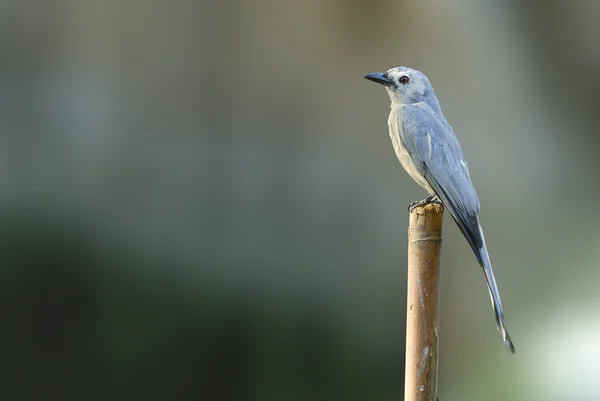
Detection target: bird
<box><xmin>364</xmin><ymin>66</ymin><xmax>515</xmax><ymax>354</ymax></box>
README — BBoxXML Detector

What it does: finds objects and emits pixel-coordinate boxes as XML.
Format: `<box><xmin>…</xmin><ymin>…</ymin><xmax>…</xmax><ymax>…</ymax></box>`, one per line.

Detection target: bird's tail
<box><xmin>477</xmin><ymin>228</ymin><xmax>515</xmax><ymax>354</ymax></box>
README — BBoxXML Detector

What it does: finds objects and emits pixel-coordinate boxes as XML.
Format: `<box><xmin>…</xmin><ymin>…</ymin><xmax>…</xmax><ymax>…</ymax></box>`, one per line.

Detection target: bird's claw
<box><xmin>408</xmin><ymin>195</ymin><xmax>442</xmax><ymax>212</ymax></box>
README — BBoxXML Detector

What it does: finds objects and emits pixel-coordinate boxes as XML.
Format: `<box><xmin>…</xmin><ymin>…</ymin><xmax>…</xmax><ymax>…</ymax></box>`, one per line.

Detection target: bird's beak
<box><xmin>363</xmin><ymin>72</ymin><xmax>394</xmax><ymax>86</ymax></box>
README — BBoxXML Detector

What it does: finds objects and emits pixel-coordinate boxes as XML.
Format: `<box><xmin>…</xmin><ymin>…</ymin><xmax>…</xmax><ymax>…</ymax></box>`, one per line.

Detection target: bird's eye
<box><xmin>399</xmin><ymin>76</ymin><xmax>409</xmax><ymax>84</ymax></box>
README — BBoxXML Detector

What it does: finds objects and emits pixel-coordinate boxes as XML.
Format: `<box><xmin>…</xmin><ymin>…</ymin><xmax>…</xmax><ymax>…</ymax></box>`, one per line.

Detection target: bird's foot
<box><xmin>408</xmin><ymin>195</ymin><xmax>442</xmax><ymax>212</ymax></box>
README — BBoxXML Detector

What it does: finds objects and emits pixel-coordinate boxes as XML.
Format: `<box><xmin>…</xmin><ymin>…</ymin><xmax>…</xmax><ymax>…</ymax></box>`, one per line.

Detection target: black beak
<box><xmin>363</xmin><ymin>72</ymin><xmax>394</xmax><ymax>86</ymax></box>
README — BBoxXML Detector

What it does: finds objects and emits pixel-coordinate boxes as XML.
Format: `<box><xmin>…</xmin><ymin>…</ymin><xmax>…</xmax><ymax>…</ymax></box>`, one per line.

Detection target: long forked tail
<box><xmin>426</xmin><ymin>180</ymin><xmax>515</xmax><ymax>353</ymax></box>
<box><xmin>477</xmin><ymin>230</ymin><xmax>515</xmax><ymax>354</ymax></box>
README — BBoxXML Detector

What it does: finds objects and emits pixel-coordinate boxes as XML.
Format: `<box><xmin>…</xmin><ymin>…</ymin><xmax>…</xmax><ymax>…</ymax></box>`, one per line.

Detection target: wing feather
<box><xmin>400</xmin><ymin>104</ymin><xmax>483</xmax><ymax>252</ymax></box>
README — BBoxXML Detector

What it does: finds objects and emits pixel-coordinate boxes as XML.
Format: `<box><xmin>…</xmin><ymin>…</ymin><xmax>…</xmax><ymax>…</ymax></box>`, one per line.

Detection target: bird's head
<box><xmin>364</xmin><ymin>66</ymin><xmax>437</xmax><ymax>107</ymax></box>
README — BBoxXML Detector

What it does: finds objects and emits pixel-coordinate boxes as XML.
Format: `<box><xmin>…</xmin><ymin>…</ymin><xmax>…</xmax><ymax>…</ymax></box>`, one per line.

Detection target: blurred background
<box><xmin>0</xmin><ymin>0</ymin><xmax>599</xmax><ymax>400</ymax></box>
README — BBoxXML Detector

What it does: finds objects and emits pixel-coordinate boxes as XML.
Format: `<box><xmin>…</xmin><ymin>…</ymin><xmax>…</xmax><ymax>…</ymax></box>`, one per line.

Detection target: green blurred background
<box><xmin>1</xmin><ymin>1</ymin><xmax>599</xmax><ymax>400</ymax></box>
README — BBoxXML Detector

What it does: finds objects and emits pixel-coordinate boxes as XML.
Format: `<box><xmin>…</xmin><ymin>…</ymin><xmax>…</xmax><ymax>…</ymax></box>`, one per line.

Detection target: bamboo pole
<box><xmin>404</xmin><ymin>202</ymin><xmax>444</xmax><ymax>401</ymax></box>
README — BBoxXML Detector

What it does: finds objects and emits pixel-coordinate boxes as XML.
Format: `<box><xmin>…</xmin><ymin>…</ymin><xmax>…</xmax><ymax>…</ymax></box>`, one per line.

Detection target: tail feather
<box><xmin>478</xmin><ymin>229</ymin><xmax>515</xmax><ymax>354</ymax></box>
<box><xmin>428</xmin><ymin>184</ymin><xmax>515</xmax><ymax>353</ymax></box>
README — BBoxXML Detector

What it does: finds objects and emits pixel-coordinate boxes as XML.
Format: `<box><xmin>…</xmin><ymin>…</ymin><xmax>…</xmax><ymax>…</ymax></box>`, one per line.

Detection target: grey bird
<box><xmin>364</xmin><ymin>66</ymin><xmax>515</xmax><ymax>354</ymax></box>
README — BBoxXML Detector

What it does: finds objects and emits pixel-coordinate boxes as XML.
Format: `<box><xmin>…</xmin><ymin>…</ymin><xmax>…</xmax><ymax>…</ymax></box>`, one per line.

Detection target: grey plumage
<box><xmin>364</xmin><ymin>66</ymin><xmax>515</xmax><ymax>354</ymax></box>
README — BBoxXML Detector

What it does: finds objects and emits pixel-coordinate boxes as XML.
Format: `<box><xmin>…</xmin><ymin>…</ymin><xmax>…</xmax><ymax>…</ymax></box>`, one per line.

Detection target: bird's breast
<box><xmin>388</xmin><ymin>109</ymin><xmax>434</xmax><ymax>193</ymax></box>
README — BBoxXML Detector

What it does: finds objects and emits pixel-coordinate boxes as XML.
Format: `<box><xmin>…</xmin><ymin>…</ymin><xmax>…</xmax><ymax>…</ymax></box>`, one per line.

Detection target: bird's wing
<box><xmin>399</xmin><ymin>104</ymin><xmax>483</xmax><ymax>254</ymax></box>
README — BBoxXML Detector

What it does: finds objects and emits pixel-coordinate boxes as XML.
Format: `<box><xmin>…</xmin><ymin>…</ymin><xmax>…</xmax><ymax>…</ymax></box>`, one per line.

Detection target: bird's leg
<box><xmin>408</xmin><ymin>195</ymin><xmax>442</xmax><ymax>212</ymax></box>
<box><xmin>408</xmin><ymin>196</ymin><xmax>432</xmax><ymax>212</ymax></box>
